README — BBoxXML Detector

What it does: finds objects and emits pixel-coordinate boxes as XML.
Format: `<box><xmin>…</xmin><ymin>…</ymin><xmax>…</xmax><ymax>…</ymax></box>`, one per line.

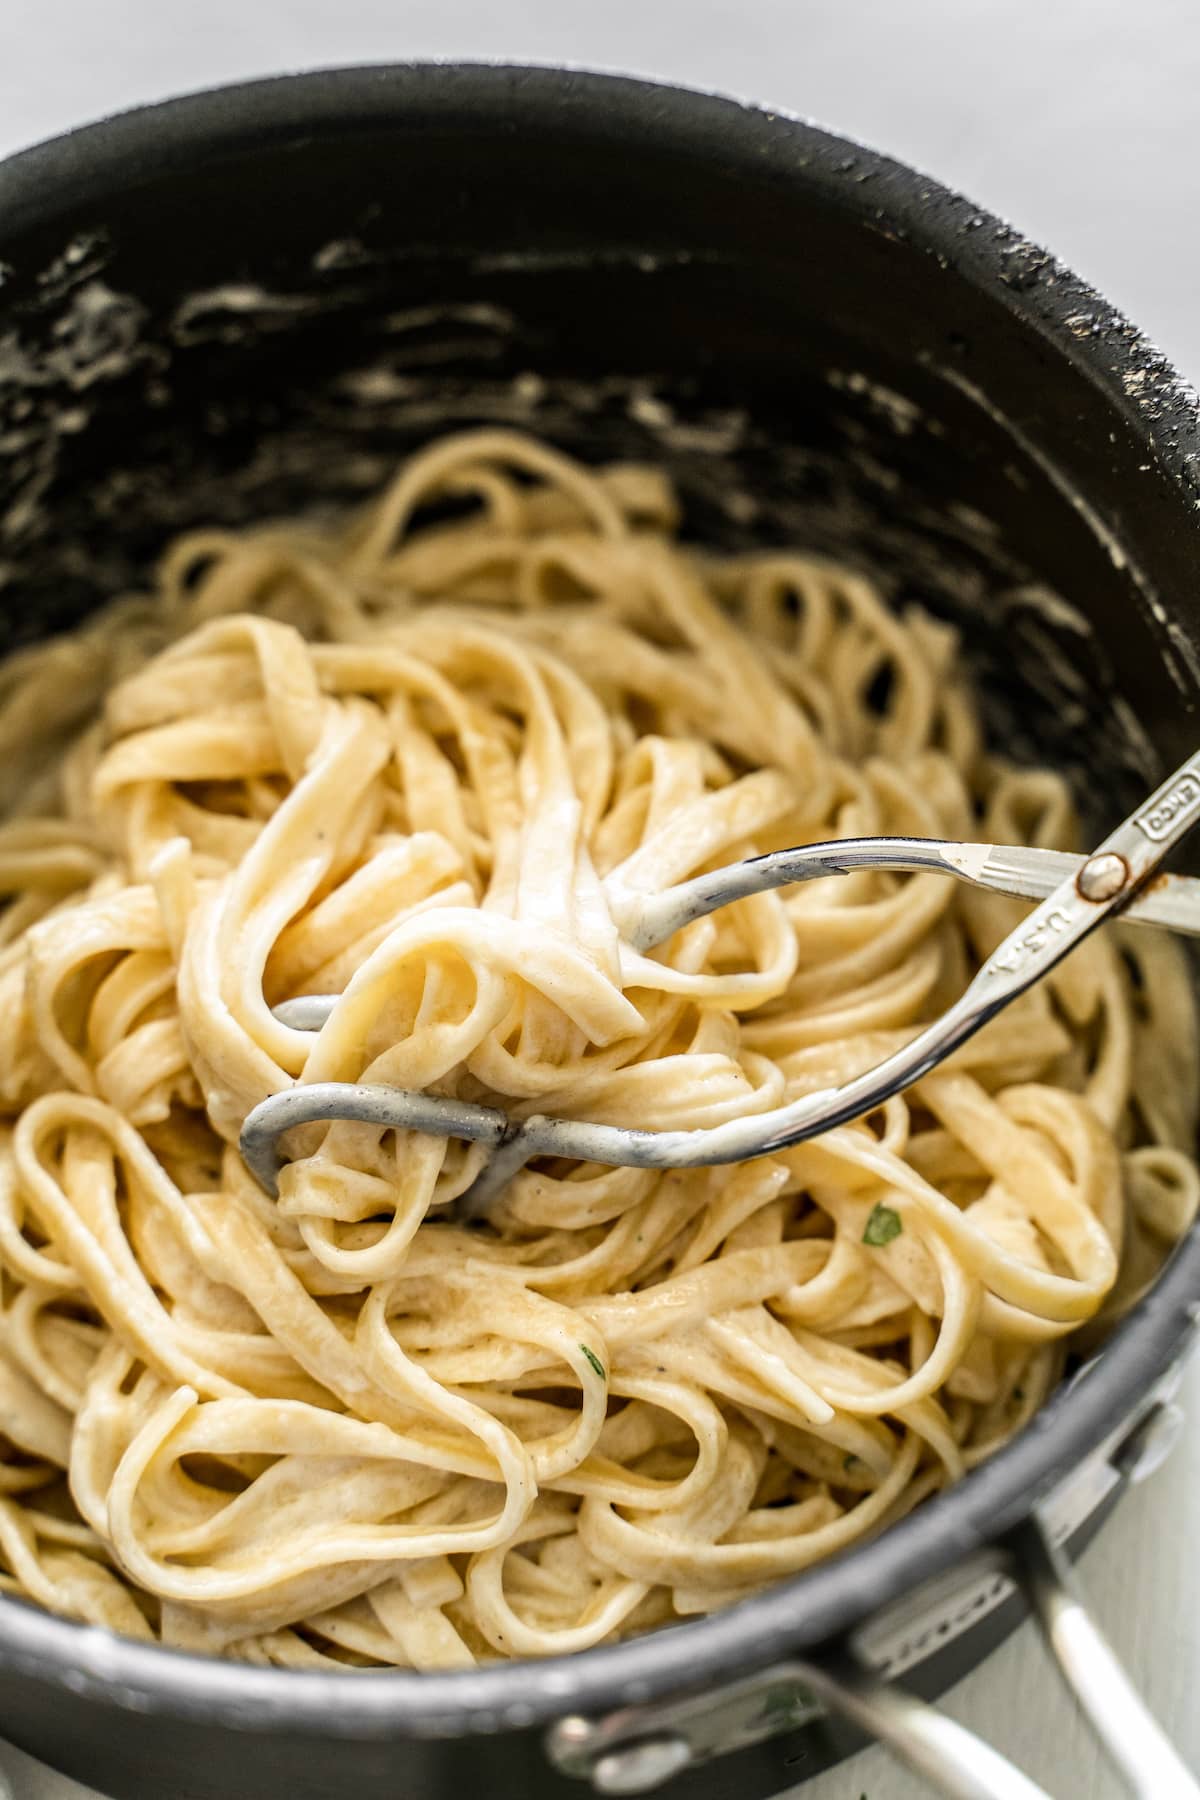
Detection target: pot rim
<box><xmin>0</xmin><ymin>59</ymin><xmax>1198</xmax><ymax>1739</ymax></box>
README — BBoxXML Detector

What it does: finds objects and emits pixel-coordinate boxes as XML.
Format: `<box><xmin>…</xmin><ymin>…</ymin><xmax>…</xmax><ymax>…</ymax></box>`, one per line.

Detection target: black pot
<box><xmin>0</xmin><ymin>63</ymin><xmax>1198</xmax><ymax>1800</ymax></box>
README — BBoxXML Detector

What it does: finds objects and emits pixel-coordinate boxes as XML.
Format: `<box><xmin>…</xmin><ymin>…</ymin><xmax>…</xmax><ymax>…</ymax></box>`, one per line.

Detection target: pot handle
<box><xmin>548</xmin><ymin>1391</ymin><xmax>1198</xmax><ymax>1799</ymax></box>
<box><xmin>798</xmin><ymin>1651</ymin><xmax>1054</xmax><ymax>1800</ymax></box>
<box><xmin>1011</xmin><ymin>1510</ymin><xmax>1198</xmax><ymax>1798</ymax></box>
<box><xmin>549</xmin><ymin>1523</ymin><xmax>1196</xmax><ymax>1800</ymax></box>
<box><xmin>814</xmin><ymin>1502</ymin><xmax>1198</xmax><ymax>1800</ymax></box>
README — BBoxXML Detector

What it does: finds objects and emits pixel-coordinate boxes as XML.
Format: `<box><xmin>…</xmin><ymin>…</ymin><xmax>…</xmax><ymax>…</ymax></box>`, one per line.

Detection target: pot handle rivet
<box><xmin>591</xmin><ymin>1736</ymin><xmax>692</xmax><ymax>1795</ymax></box>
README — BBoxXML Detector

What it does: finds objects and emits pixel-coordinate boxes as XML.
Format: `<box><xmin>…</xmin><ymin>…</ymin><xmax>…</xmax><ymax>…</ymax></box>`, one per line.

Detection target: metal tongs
<box><xmin>240</xmin><ymin>749</ymin><xmax>1200</xmax><ymax>1212</ymax></box>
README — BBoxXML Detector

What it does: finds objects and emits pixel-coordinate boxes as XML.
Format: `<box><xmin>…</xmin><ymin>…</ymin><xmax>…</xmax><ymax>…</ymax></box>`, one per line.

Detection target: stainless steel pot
<box><xmin>0</xmin><ymin>63</ymin><xmax>1198</xmax><ymax>1800</ymax></box>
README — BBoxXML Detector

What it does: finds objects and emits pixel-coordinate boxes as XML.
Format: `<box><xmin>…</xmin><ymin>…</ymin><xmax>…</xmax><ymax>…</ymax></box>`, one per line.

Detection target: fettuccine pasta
<box><xmin>0</xmin><ymin>428</ymin><xmax>1194</xmax><ymax>1668</ymax></box>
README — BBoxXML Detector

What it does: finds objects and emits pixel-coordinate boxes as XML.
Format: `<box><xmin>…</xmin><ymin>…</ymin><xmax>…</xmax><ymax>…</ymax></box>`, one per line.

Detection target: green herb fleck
<box><xmin>1014</xmin><ymin>1386</ymin><xmax>1026</xmax><ymax>1402</ymax></box>
<box><xmin>843</xmin><ymin>1453</ymin><xmax>861</xmax><ymax>1473</ymax></box>
<box><xmin>580</xmin><ymin>1344</ymin><xmax>606</xmax><ymax>1380</ymax></box>
<box><xmin>863</xmin><ymin>1203</ymin><xmax>902</xmax><ymax>1247</ymax></box>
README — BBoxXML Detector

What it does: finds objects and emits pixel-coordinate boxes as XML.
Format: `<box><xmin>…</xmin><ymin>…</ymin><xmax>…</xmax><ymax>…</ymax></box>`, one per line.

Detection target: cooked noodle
<box><xmin>0</xmin><ymin>428</ymin><xmax>1194</xmax><ymax>1667</ymax></box>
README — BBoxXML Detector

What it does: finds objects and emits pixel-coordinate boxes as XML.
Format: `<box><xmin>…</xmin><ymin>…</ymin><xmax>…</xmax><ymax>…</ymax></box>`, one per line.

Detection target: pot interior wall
<box><xmin>2</xmin><ymin>81</ymin><xmax>1198</xmax><ymax>814</ymax></box>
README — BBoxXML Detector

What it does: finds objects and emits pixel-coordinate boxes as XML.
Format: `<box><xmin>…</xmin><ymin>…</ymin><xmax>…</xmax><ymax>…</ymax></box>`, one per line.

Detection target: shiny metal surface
<box><xmin>1016</xmin><ymin>1517</ymin><xmax>1200</xmax><ymax>1800</ymax></box>
<box><xmin>242</xmin><ymin>756</ymin><xmax>1200</xmax><ymax>1208</ymax></box>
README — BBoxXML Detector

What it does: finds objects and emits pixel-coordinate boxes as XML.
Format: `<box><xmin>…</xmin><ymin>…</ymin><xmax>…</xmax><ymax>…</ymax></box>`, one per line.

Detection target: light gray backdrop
<box><xmin>0</xmin><ymin>4</ymin><xmax>1198</xmax><ymax>1797</ymax></box>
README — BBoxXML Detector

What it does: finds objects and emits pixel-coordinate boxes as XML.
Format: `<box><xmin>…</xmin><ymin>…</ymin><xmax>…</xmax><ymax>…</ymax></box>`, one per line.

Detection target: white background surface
<box><xmin>1</xmin><ymin>4</ymin><xmax>1199</xmax><ymax>1796</ymax></box>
